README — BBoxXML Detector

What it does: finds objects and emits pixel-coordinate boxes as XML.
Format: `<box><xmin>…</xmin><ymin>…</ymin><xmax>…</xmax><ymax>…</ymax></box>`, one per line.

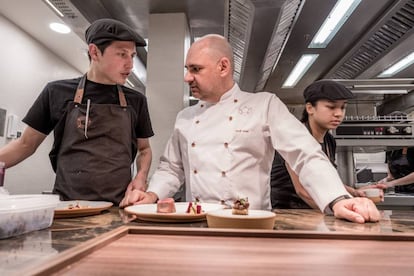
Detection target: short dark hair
<box><xmin>87</xmin><ymin>40</ymin><xmax>113</xmax><ymax>61</ymax></box>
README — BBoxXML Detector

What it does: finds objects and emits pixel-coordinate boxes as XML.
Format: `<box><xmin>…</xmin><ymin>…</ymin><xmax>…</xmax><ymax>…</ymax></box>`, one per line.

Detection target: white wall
<box><xmin>0</xmin><ymin>15</ymin><xmax>82</xmax><ymax>194</ymax></box>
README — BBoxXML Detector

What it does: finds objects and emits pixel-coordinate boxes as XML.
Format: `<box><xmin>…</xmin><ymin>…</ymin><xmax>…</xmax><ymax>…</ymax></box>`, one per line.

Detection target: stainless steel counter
<box><xmin>378</xmin><ymin>193</ymin><xmax>414</xmax><ymax>210</ymax></box>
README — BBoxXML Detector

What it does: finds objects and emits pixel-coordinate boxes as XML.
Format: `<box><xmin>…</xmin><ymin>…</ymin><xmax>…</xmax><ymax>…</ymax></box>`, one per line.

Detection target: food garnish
<box><xmin>232</xmin><ymin>197</ymin><xmax>249</xmax><ymax>215</ymax></box>
<box><xmin>186</xmin><ymin>198</ymin><xmax>202</xmax><ymax>214</ymax></box>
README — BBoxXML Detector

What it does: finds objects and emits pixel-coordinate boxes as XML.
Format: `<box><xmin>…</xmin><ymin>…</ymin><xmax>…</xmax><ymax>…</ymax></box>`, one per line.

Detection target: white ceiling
<box><xmin>0</xmin><ymin>0</ymin><xmax>89</xmax><ymax>73</ymax></box>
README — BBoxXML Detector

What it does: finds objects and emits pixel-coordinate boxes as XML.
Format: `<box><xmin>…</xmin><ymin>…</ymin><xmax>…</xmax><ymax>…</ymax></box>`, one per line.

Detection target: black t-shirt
<box><xmin>270</xmin><ymin>123</ymin><xmax>336</xmax><ymax>209</ymax></box>
<box><xmin>23</xmin><ymin>77</ymin><xmax>154</xmax><ymax>167</ymax></box>
<box><xmin>386</xmin><ymin>147</ymin><xmax>414</xmax><ymax>193</ymax></box>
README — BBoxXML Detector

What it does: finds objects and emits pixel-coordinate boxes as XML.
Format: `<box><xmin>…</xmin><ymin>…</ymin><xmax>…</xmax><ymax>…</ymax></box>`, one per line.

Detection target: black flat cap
<box><xmin>85</xmin><ymin>18</ymin><xmax>146</xmax><ymax>47</ymax></box>
<box><xmin>303</xmin><ymin>80</ymin><xmax>354</xmax><ymax>102</ymax></box>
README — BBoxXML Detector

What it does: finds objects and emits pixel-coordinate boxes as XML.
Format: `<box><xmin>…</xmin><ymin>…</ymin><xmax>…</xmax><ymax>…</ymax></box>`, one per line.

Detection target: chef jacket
<box><xmin>148</xmin><ymin>84</ymin><xmax>349</xmax><ymax>211</ymax></box>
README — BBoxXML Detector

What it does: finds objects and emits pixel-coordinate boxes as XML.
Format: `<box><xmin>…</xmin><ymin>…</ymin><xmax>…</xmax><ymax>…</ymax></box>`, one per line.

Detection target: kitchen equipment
<box><xmin>0</xmin><ymin>194</ymin><xmax>60</xmax><ymax>239</ymax></box>
<box><xmin>333</xmin><ymin>115</ymin><xmax>414</xmax><ymax>139</ymax></box>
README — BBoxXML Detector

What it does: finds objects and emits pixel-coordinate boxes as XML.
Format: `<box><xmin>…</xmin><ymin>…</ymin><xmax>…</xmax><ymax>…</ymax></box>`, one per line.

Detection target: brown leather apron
<box><xmin>53</xmin><ymin>75</ymin><xmax>134</xmax><ymax>204</ymax></box>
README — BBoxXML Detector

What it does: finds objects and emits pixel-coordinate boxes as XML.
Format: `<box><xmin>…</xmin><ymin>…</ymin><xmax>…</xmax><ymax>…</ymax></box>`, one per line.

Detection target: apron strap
<box><xmin>74</xmin><ymin>75</ymin><xmax>86</xmax><ymax>104</ymax></box>
<box><xmin>73</xmin><ymin>75</ymin><xmax>127</xmax><ymax>107</ymax></box>
<box><xmin>117</xmin><ymin>85</ymin><xmax>127</xmax><ymax>107</ymax></box>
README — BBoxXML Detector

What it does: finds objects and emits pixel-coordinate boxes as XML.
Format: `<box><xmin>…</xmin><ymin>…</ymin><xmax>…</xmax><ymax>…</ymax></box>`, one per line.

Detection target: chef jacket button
<box><xmin>195</xmin><ymin>120</ymin><xmax>200</xmax><ymax>124</ymax></box>
<box><xmin>224</xmin><ymin>142</ymin><xmax>229</xmax><ymax>148</ymax></box>
<box><xmin>193</xmin><ymin>169</ymin><xmax>198</xmax><ymax>174</ymax></box>
<box><xmin>191</xmin><ymin>142</ymin><xmax>196</xmax><ymax>147</ymax></box>
<box><xmin>200</xmin><ymin>104</ymin><xmax>204</xmax><ymax>108</ymax></box>
<box><xmin>234</xmin><ymin>99</ymin><xmax>238</xmax><ymax>103</ymax></box>
<box><xmin>221</xmin><ymin>171</ymin><xmax>226</xmax><ymax>177</ymax></box>
<box><xmin>229</xmin><ymin>116</ymin><xmax>233</xmax><ymax>121</ymax></box>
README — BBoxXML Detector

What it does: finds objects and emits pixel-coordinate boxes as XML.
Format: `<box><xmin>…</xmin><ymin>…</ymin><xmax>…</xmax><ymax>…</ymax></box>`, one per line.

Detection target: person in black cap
<box><xmin>270</xmin><ymin>80</ymin><xmax>383</xmax><ymax>209</ymax></box>
<box><xmin>0</xmin><ymin>18</ymin><xmax>154</xmax><ymax>205</ymax></box>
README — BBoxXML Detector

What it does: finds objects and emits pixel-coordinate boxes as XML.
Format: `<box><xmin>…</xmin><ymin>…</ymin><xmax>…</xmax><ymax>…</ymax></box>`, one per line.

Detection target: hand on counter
<box><xmin>332</xmin><ymin>197</ymin><xmax>380</xmax><ymax>224</ymax></box>
<box><xmin>119</xmin><ymin>189</ymin><xmax>158</xmax><ymax>208</ymax></box>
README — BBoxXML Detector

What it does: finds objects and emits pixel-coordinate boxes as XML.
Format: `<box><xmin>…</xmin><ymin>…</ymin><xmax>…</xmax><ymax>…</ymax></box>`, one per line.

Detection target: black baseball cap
<box><xmin>85</xmin><ymin>18</ymin><xmax>146</xmax><ymax>47</ymax></box>
<box><xmin>303</xmin><ymin>80</ymin><xmax>354</xmax><ymax>103</ymax></box>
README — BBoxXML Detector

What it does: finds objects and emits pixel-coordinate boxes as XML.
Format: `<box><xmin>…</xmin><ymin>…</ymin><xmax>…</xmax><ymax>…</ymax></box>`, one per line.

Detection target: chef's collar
<box><xmin>218</xmin><ymin>83</ymin><xmax>238</xmax><ymax>102</ymax></box>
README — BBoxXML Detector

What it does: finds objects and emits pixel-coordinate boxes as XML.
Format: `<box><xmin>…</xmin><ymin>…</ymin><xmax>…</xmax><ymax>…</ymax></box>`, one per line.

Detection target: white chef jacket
<box><xmin>148</xmin><ymin>84</ymin><xmax>350</xmax><ymax>211</ymax></box>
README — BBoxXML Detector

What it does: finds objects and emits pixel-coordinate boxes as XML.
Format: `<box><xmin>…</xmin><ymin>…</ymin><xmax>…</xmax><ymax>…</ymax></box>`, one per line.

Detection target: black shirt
<box><xmin>270</xmin><ymin>122</ymin><xmax>336</xmax><ymax>209</ymax></box>
<box><xmin>386</xmin><ymin>147</ymin><xmax>414</xmax><ymax>193</ymax></box>
<box><xmin>23</xmin><ymin>77</ymin><xmax>154</xmax><ymax>168</ymax></box>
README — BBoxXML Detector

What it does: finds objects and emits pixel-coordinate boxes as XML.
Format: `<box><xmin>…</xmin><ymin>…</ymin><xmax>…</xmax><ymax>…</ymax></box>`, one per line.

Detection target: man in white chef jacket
<box><xmin>121</xmin><ymin>34</ymin><xmax>380</xmax><ymax>223</ymax></box>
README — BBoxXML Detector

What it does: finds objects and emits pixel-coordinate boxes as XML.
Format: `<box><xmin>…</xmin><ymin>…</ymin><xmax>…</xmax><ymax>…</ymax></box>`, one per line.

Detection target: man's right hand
<box><xmin>119</xmin><ymin>190</ymin><xmax>158</xmax><ymax>208</ymax></box>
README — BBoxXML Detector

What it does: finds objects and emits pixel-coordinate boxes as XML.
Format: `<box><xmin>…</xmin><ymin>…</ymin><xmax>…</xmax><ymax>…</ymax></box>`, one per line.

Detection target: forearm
<box><xmin>133</xmin><ymin>147</ymin><xmax>152</xmax><ymax>182</ymax></box>
<box><xmin>0</xmin><ymin>140</ymin><xmax>31</xmax><ymax>167</ymax></box>
<box><xmin>0</xmin><ymin>127</ymin><xmax>45</xmax><ymax>168</ymax></box>
<box><xmin>387</xmin><ymin>173</ymin><xmax>414</xmax><ymax>187</ymax></box>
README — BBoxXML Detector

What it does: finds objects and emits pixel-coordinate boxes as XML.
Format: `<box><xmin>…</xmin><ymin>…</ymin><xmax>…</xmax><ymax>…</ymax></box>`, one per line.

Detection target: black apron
<box><xmin>52</xmin><ymin>75</ymin><xmax>134</xmax><ymax>204</ymax></box>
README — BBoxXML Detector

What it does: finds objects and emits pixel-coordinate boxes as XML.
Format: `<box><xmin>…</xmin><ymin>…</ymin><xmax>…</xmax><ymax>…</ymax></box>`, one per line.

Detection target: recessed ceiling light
<box><xmin>351</xmin><ymin>89</ymin><xmax>408</xmax><ymax>95</ymax></box>
<box><xmin>378</xmin><ymin>52</ymin><xmax>414</xmax><ymax>78</ymax></box>
<box><xmin>49</xmin><ymin>22</ymin><xmax>71</xmax><ymax>34</ymax></box>
<box><xmin>282</xmin><ymin>54</ymin><xmax>319</xmax><ymax>88</ymax></box>
<box><xmin>44</xmin><ymin>0</ymin><xmax>64</xmax><ymax>17</ymax></box>
<box><xmin>308</xmin><ymin>0</ymin><xmax>361</xmax><ymax>48</ymax></box>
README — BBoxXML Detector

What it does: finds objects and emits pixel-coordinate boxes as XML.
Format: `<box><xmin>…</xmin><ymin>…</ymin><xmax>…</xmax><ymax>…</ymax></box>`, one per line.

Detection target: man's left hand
<box><xmin>332</xmin><ymin>197</ymin><xmax>381</xmax><ymax>223</ymax></box>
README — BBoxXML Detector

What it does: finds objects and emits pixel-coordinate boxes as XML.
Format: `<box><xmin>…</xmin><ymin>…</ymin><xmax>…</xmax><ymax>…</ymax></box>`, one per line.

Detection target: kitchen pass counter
<box><xmin>2</xmin><ymin>208</ymin><xmax>414</xmax><ymax>275</ymax></box>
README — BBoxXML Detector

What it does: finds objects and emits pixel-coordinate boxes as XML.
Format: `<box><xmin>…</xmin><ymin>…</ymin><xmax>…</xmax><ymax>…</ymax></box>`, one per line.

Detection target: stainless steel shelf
<box><xmin>336</xmin><ymin>139</ymin><xmax>414</xmax><ymax>147</ymax></box>
<box><xmin>377</xmin><ymin>193</ymin><xmax>414</xmax><ymax>209</ymax></box>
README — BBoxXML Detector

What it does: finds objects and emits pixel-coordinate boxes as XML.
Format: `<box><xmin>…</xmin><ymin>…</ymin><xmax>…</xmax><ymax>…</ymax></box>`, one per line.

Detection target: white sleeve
<box><xmin>147</xmin><ymin>127</ymin><xmax>185</xmax><ymax>200</ymax></box>
<box><xmin>267</xmin><ymin>95</ymin><xmax>351</xmax><ymax>212</ymax></box>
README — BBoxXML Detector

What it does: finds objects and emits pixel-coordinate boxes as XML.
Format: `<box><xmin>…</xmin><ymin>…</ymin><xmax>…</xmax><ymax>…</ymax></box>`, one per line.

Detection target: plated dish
<box><xmin>54</xmin><ymin>200</ymin><xmax>113</xmax><ymax>219</ymax></box>
<box><xmin>124</xmin><ymin>202</ymin><xmax>224</xmax><ymax>222</ymax></box>
<box><xmin>206</xmin><ymin>209</ymin><xmax>276</xmax><ymax>229</ymax></box>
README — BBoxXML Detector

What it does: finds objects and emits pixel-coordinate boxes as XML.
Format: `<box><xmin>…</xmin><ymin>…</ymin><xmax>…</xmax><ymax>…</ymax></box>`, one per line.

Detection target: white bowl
<box><xmin>0</xmin><ymin>194</ymin><xmax>60</xmax><ymax>239</ymax></box>
<box><xmin>206</xmin><ymin>209</ymin><xmax>276</xmax><ymax>229</ymax></box>
<box><xmin>364</xmin><ymin>188</ymin><xmax>381</xmax><ymax>203</ymax></box>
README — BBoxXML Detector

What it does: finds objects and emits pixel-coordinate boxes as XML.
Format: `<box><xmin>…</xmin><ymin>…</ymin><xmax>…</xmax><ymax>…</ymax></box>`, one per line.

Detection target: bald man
<box><xmin>121</xmin><ymin>34</ymin><xmax>380</xmax><ymax>223</ymax></box>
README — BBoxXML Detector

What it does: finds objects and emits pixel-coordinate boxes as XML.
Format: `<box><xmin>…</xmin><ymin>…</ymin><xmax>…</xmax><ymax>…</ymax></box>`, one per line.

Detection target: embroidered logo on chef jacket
<box><xmin>76</xmin><ymin>116</ymin><xmax>91</xmax><ymax>129</ymax></box>
<box><xmin>238</xmin><ymin>105</ymin><xmax>252</xmax><ymax>115</ymax></box>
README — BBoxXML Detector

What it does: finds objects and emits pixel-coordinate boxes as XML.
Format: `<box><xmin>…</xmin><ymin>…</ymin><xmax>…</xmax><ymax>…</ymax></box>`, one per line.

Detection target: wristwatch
<box><xmin>328</xmin><ymin>194</ymin><xmax>352</xmax><ymax>211</ymax></box>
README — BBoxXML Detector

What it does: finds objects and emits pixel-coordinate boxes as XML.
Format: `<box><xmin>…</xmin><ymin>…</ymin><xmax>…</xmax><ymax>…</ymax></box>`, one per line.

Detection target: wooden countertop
<box><xmin>2</xmin><ymin>208</ymin><xmax>414</xmax><ymax>275</ymax></box>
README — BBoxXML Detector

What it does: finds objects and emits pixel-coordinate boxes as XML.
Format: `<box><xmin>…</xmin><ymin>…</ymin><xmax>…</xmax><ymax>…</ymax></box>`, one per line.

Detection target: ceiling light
<box><xmin>308</xmin><ymin>0</ymin><xmax>361</xmax><ymax>48</ymax></box>
<box><xmin>351</xmin><ymin>89</ymin><xmax>409</xmax><ymax>95</ymax></box>
<box><xmin>49</xmin><ymin>23</ymin><xmax>71</xmax><ymax>34</ymax></box>
<box><xmin>133</xmin><ymin>57</ymin><xmax>147</xmax><ymax>85</ymax></box>
<box><xmin>44</xmin><ymin>0</ymin><xmax>64</xmax><ymax>17</ymax></box>
<box><xmin>125</xmin><ymin>79</ymin><xmax>135</xmax><ymax>88</ymax></box>
<box><xmin>378</xmin><ymin>52</ymin><xmax>414</xmax><ymax>78</ymax></box>
<box><xmin>282</xmin><ymin>54</ymin><xmax>319</xmax><ymax>88</ymax></box>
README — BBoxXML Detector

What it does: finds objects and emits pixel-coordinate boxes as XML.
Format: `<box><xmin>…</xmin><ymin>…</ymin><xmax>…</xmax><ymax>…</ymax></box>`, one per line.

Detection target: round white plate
<box><xmin>54</xmin><ymin>200</ymin><xmax>113</xmax><ymax>218</ymax></box>
<box><xmin>125</xmin><ymin>202</ymin><xmax>224</xmax><ymax>223</ymax></box>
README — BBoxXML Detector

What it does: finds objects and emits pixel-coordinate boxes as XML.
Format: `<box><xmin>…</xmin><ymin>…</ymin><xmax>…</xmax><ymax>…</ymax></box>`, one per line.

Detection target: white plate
<box><xmin>124</xmin><ymin>202</ymin><xmax>224</xmax><ymax>223</ymax></box>
<box><xmin>54</xmin><ymin>200</ymin><xmax>113</xmax><ymax>218</ymax></box>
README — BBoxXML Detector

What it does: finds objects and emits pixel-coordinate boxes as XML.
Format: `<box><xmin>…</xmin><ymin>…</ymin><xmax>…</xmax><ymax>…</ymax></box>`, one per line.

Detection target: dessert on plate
<box><xmin>156</xmin><ymin>198</ymin><xmax>176</xmax><ymax>213</ymax></box>
<box><xmin>232</xmin><ymin>197</ymin><xmax>250</xmax><ymax>215</ymax></box>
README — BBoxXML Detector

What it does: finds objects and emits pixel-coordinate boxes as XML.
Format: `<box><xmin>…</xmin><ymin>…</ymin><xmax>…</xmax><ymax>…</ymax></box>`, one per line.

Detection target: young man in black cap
<box><xmin>270</xmin><ymin>80</ymin><xmax>383</xmax><ymax>209</ymax></box>
<box><xmin>0</xmin><ymin>18</ymin><xmax>154</xmax><ymax>205</ymax></box>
